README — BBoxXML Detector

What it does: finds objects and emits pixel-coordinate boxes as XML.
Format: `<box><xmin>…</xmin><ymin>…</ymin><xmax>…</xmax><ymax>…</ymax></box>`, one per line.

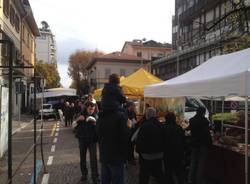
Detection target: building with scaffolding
<box><xmin>152</xmin><ymin>0</ymin><xmax>250</xmax><ymax>80</ymax></box>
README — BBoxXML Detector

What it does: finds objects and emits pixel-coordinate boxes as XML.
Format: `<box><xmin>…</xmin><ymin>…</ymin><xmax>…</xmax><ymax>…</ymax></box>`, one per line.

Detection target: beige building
<box><xmin>122</xmin><ymin>39</ymin><xmax>172</xmax><ymax>61</ymax></box>
<box><xmin>87</xmin><ymin>52</ymin><xmax>149</xmax><ymax>89</ymax></box>
<box><xmin>0</xmin><ymin>0</ymin><xmax>39</xmax><ymax>115</ymax></box>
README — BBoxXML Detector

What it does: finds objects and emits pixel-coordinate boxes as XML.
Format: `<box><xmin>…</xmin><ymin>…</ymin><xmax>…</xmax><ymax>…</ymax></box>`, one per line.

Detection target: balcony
<box><xmin>179</xmin><ymin>0</ymin><xmax>226</xmax><ymax>24</ymax></box>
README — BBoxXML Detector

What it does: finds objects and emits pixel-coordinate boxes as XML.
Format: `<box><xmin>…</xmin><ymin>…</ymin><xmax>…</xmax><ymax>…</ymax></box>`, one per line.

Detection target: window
<box><xmin>120</xmin><ymin>69</ymin><xmax>126</xmax><ymax>76</ymax></box>
<box><xmin>10</xmin><ymin>5</ymin><xmax>15</xmax><ymax>26</ymax></box>
<box><xmin>15</xmin><ymin>14</ymin><xmax>20</xmax><ymax>33</ymax></box>
<box><xmin>137</xmin><ymin>52</ymin><xmax>142</xmax><ymax>57</ymax></box>
<box><xmin>3</xmin><ymin>0</ymin><xmax>9</xmax><ymax>17</ymax></box>
<box><xmin>22</xmin><ymin>25</ymin><xmax>25</xmax><ymax>41</ymax></box>
<box><xmin>105</xmin><ymin>68</ymin><xmax>111</xmax><ymax>78</ymax></box>
<box><xmin>27</xmin><ymin>33</ymin><xmax>30</xmax><ymax>48</ymax></box>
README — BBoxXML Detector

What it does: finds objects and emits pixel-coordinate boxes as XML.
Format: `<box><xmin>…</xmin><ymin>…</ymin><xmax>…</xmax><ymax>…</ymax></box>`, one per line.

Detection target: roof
<box><xmin>145</xmin><ymin>48</ymin><xmax>250</xmax><ymax>98</ymax></box>
<box><xmin>87</xmin><ymin>52</ymin><xmax>149</xmax><ymax>69</ymax></box>
<box><xmin>15</xmin><ymin>0</ymin><xmax>40</xmax><ymax>36</ymax></box>
<box><xmin>95</xmin><ymin>52</ymin><xmax>143</xmax><ymax>61</ymax></box>
<box><xmin>122</xmin><ymin>40</ymin><xmax>172</xmax><ymax>52</ymax></box>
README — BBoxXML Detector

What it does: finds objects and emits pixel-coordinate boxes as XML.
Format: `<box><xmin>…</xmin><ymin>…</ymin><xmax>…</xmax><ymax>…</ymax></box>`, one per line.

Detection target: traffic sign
<box><xmin>230</xmin><ymin>101</ymin><xmax>239</xmax><ymax>110</ymax></box>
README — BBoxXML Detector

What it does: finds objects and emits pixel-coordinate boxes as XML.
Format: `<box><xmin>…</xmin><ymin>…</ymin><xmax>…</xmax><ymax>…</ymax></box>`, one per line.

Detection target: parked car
<box><xmin>38</xmin><ymin>104</ymin><xmax>57</xmax><ymax>120</ymax></box>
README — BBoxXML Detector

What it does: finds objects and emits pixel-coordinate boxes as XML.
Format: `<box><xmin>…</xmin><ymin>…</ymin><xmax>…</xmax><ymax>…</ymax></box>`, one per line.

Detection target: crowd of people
<box><xmin>60</xmin><ymin>73</ymin><xmax>212</xmax><ymax>184</ymax></box>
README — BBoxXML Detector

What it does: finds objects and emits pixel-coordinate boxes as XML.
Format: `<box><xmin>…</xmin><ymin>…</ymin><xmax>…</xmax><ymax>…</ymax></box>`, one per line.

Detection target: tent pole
<box><xmin>221</xmin><ymin>97</ymin><xmax>225</xmax><ymax>136</ymax></box>
<box><xmin>245</xmin><ymin>96</ymin><xmax>248</xmax><ymax>184</ymax></box>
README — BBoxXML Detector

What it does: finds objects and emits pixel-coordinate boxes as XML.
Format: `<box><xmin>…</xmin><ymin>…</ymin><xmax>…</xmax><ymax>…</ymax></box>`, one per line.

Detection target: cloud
<box><xmin>56</xmin><ymin>38</ymin><xmax>96</xmax><ymax>64</ymax></box>
<box><xmin>30</xmin><ymin>0</ymin><xmax>175</xmax><ymax>88</ymax></box>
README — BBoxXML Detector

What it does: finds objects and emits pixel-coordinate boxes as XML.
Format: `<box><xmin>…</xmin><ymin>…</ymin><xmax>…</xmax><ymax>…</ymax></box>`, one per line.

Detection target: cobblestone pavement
<box><xmin>0</xmin><ymin>118</ymin><xmax>158</xmax><ymax>184</ymax></box>
<box><xmin>41</xmin><ymin>122</ymin><xmax>143</xmax><ymax>184</ymax></box>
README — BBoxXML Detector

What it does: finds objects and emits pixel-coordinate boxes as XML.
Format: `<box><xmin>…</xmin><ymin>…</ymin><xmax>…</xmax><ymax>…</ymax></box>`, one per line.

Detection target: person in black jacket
<box><xmin>164</xmin><ymin>112</ymin><xmax>185</xmax><ymax>184</ymax></box>
<box><xmin>63</xmin><ymin>101</ymin><xmax>71</xmax><ymax>127</ymax></box>
<box><xmin>75</xmin><ymin>102</ymin><xmax>99</xmax><ymax>183</ymax></box>
<box><xmin>97</xmin><ymin>109</ymin><xmax>129</xmax><ymax>184</ymax></box>
<box><xmin>186</xmin><ymin>107</ymin><xmax>212</xmax><ymax>184</ymax></box>
<box><xmin>126</xmin><ymin>101</ymin><xmax>137</xmax><ymax>165</ymax></box>
<box><xmin>136</xmin><ymin>107</ymin><xmax>165</xmax><ymax>184</ymax></box>
<box><xmin>101</xmin><ymin>74</ymin><xmax>126</xmax><ymax>111</ymax></box>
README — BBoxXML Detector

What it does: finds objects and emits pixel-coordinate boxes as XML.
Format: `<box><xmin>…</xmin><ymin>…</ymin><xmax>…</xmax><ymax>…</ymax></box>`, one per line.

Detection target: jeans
<box><xmin>139</xmin><ymin>156</ymin><xmax>165</xmax><ymax>184</ymax></box>
<box><xmin>188</xmin><ymin>146</ymin><xmax>209</xmax><ymax>184</ymax></box>
<box><xmin>79</xmin><ymin>143</ymin><xmax>98</xmax><ymax>179</ymax></box>
<box><xmin>101</xmin><ymin>163</ymin><xmax>124</xmax><ymax>184</ymax></box>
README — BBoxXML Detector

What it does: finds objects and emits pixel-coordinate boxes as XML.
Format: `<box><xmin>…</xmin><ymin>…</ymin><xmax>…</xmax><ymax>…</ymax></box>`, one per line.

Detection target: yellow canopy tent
<box><xmin>94</xmin><ymin>68</ymin><xmax>162</xmax><ymax>100</ymax></box>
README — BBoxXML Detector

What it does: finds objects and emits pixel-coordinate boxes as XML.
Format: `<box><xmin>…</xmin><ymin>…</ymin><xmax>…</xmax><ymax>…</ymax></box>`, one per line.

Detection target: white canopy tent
<box><xmin>34</xmin><ymin>88</ymin><xmax>77</xmax><ymax>99</ymax></box>
<box><xmin>145</xmin><ymin>48</ymin><xmax>250</xmax><ymax>184</ymax></box>
<box><xmin>145</xmin><ymin>48</ymin><xmax>250</xmax><ymax>98</ymax></box>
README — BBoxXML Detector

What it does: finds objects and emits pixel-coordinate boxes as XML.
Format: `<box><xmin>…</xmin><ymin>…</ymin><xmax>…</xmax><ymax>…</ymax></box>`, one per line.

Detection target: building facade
<box><xmin>0</xmin><ymin>0</ymin><xmax>39</xmax><ymax>115</ymax></box>
<box><xmin>122</xmin><ymin>39</ymin><xmax>172</xmax><ymax>61</ymax></box>
<box><xmin>36</xmin><ymin>21</ymin><xmax>56</xmax><ymax>64</ymax></box>
<box><xmin>87</xmin><ymin>52</ymin><xmax>149</xmax><ymax>89</ymax></box>
<box><xmin>153</xmin><ymin>0</ymin><xmax>250</xmax><ymax>80</ymax></box>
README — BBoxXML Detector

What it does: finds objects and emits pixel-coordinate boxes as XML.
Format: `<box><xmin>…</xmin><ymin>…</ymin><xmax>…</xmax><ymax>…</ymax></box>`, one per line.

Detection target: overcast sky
<box><xmin>29</xmin><ymin>0</ymin><xmax>175</xmax><ymax>87</ymax></box>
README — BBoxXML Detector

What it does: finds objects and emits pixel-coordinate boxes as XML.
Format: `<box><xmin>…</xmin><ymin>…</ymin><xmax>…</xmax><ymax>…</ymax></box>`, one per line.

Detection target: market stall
<box><xmin>145</xmin><ymin>48</ymin><xmax>250</xmax><ymax>184</ymax></box>
<box><xmin>94</xmin><ymin>68</ymin><xmax>162</xmax><ymax>99</ymax></box>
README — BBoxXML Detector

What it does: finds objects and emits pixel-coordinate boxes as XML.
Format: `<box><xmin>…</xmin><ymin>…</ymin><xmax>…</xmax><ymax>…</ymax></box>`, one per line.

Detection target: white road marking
<box><xmin>55</xmin><ymin>132</ymin><xmax>59</xmax><ymax>137</ymax></box>
<box><xmin>51</xmin><ymin>145</ymin><xmax>56</xmax><ymax>152</ymax></box>
<box><xmin>56</xmin><ymin>128</ymin><xmax>59</xmax><ymax>132</ymax></box>
<box><xmin>53</xmin><ymin>137</ymin><xmax>58</xmax><ymax>143</ymax></box>
<box><xmin>41</xmin><ymin>173</ymin><xmax>50</xmax><ymax>184</ymax></box>
<box><xmin>47</xmin><ymin>156</ymin><xmax>53</xmax><ymax>165</ymax></box>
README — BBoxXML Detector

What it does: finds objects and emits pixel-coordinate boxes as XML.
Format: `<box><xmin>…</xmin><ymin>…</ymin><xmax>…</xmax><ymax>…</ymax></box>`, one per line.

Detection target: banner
<box><xmin>0</xmin><ymin>87</ymin><xmax>9</xmax><ymax>158</ymax></box>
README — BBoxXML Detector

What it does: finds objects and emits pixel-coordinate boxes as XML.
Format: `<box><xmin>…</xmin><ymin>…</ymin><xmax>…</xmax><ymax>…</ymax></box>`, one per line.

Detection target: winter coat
<box><xmin>163</xmin><ymin>123</ymin><xmax>185</xmax><ymax>165</ymax></box>
<box><xmin>101</xmin><ymin>83</ymin><xmax>126</xmax><ymax>111</ymax></box>
<box><xmin>75</xmin><ymin>112</ymin><xmax>98</xmax><ymax>146</ymax></box>
<box><xmin>136</xmin><ymin>117</ymin><xmax>164</xmax><ymax>155</ymax></box>
<box><xmin>188</xmin><ymin>115</ymin><xmax>212</xmax><ymax>147</ymax></box>
<box><xmin>97</xmin><ymin>110</ymin><xmax>129</xmax><ymax>164</ymax></box>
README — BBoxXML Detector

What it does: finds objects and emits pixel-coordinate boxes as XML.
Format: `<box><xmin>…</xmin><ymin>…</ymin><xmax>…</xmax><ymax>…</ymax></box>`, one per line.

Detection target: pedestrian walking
<box><xmin>163</xmin><ymin>112</ymin><xmax>185</xmax><ymax>184</ymax></box>
<box><xmin>75</xmin><ymin>101</ymin><xmax>99</xmax><ymax>183</ymax></box>
<box><xmin>69</xmin><ymin>102</ymin><xmax>75</xmax><ymax>126</ymax></box>
<box><xmin>135</xmin><ymin>107</ymin><xmax>165</xmax><ymax>184</ymax></box>
<box><xmin>126</xmin><ymin>101</ymin><xmax>137</xmax><ymax>165</ymax></box>
<box><xmin>186</xmin><ymin>107</ymin><xmax>212</xmax><ymax>184</ymax></box>
<box><xmin>97</xmin><ymin>109</ymin><xmax>129</xmax><ymax>184</ymax></box>
<box><xmin>63</xmin><ymin>101</ymin><xmax>71</xmax><ymax>127</ymax></box>
<box><xmin>85</xmin><ymin>93</ymin><xmax>99</xmax><ymax>114</ymax></box>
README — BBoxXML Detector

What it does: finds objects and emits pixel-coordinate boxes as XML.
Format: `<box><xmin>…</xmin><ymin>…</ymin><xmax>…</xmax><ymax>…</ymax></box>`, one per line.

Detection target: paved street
<box><xmin>0</xmin><ymin>118</ymin><xmax>146</xmax><ymax>184</ymax></box>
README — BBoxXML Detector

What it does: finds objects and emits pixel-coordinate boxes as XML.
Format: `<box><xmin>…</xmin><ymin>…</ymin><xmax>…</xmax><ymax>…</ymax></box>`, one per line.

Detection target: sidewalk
<box><xmin>12</xmin><ymin>114</ymin><xmax>34</xmax><ymax>135</ymax></box>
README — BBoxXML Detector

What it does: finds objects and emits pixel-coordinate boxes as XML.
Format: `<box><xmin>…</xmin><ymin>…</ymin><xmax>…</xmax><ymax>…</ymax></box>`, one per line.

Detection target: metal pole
<box><xmin>245</xmin><ymin>96</ymin><xmax>248</xmax><ymax>184</ymax></box>
<box><xmin>221</xmin><ymin>97</ymin><xmax>225</xmax><ymax>135</ymax></box>
<box><xmin>33</xmin><ymin>72</ymin><xmax>37</xmax><ymax>184</ymax></box>
<box><xmin>18</xmin><ymin>79</ymin><xmax>21</xmax><ymax>122</ymax></box>
<box><xmin>40</xmin><ymin>78</ymin><xmax>47</xmax><ymax>173</ymax></box>
<box><xmin>177</xmin><ymin>14</ymin><xmax>180</xmax><ymax>76</ymax></box>
<box><xmin>8</xmin><ymin>41</ymin><xmax>13</xmax><ymax>184</ymax></box>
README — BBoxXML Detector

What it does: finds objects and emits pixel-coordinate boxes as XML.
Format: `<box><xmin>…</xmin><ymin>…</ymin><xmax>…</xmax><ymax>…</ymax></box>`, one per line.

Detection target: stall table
<box><xmin>204</xmin><ymin>144</ymin><xmax>250</xmax><ymax>184</ymax></box>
